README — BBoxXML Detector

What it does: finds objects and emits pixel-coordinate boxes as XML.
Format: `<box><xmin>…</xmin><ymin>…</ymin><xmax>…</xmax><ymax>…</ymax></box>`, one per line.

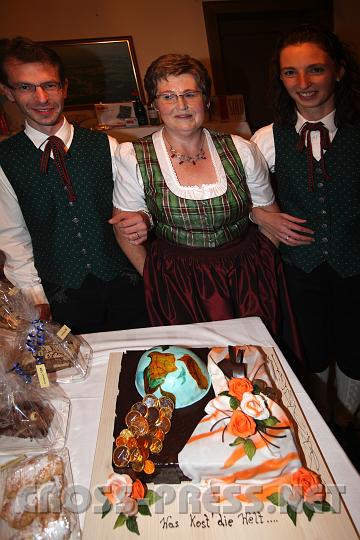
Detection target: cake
<box><xmin>178</xmin><ymin>346</ymin><xmax>302</xmax><ymax>501</ymax></box>
<box><xmin>113</xmin><ymin>345</ymin><xmax>327</xmax><ymax>514</ymax></box>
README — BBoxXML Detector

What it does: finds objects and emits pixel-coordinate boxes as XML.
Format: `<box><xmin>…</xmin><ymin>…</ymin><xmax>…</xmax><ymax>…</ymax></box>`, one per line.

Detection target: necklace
<box><xmin>164</xmin><ymin>132</ymin><xmax>207</xmax><ymax>165</ymax></box>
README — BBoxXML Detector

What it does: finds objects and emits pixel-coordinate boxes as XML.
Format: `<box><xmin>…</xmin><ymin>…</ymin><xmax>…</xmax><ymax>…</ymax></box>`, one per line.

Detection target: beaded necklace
<box><xmin>164</xmin><ymin>131</ymin><xmax>206</xmax><ymax>165</ymax></box>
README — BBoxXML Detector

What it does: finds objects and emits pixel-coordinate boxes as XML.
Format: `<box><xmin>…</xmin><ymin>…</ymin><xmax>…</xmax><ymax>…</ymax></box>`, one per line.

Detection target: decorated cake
<box><xmin>114</xmin><ymin>346</ymin><xmax>329</xmax><ymax>509</ymax></box>
<box><xmin>178</xmin><ymin>346</ymin><xmax>303</xmax><ymax>501</ymax></box>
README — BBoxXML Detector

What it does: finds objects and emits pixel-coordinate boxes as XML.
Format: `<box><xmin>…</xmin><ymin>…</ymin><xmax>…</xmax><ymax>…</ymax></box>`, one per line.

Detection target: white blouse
<box><xmin>251</xmin><ymin>110</ymin><xmax>338</xmax><ymax>172</ymax></box>
<box><xmin>113</xmin><ymin>128</ymin><xmax>275</xmax><ymax>212</ymax></box>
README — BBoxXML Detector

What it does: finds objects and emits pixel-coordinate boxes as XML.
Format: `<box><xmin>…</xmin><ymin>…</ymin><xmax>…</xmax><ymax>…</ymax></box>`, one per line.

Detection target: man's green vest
<box><xmin>133</xmin><ymin>131</ymin><xmax>250</xmax><ymax>247</ymax></box>
<box><xmin>0</xmin><ymin>127</ymin><xmax>135</xmax><ymax>288</ymax></box>
<box><xmin>273</xmin><ymin>123</ymin><xmax>360</xmax><ymax>277</ymax></box>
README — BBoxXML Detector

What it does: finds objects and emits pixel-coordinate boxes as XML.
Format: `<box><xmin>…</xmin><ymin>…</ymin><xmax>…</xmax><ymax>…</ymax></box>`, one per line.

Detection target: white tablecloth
<box><xmin>61</xmin><ymin>317</ymin><xmax>359</xmax><ymax>532</ymax></box>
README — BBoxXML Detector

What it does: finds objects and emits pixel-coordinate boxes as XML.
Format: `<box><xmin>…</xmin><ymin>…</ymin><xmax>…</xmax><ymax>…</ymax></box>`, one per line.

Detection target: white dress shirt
<box><xmin>113</xmin><ymin>128</ymin><xmax>275</xmax><ymax>211</ymax></box>
<box><xmin>251</xmin><ymin>110</ymin><xmax>338</xmax><ymax>171</ymax></box>
<box><xmin>0</xmin><ymin>118</ymin><xmax>121</xmax><ymax>305</ymax></box>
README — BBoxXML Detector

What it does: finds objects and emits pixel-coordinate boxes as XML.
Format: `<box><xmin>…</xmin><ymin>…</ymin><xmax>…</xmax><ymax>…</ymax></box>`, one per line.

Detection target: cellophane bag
<box><xmin>0</xmin><ymin>355</ymin><xmax>71</xmax><ymax>455</ymax></box>
<box><xmin>0</xmin><ymin>448</ymin><xmax>81</xmax><ymax>539</ymax></box>
<box><xmin>0</xmin><ymin>281</ymin><xmax>23</xmax><ymax>331</ymax></box>
<box><xmin>0</xmin><ymin>281</ymin><xmax>92</xmax><ymax>383</ymax></box>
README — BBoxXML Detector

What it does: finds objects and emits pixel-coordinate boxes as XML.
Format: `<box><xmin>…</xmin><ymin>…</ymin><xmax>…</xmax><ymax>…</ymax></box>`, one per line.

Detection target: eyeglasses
<box><xmin>9</xmin><ymin>81</ymin><xmax>63</xmax><ymax>94</ymax></box>
<box><xmin>155</xmin><ymin>90</ymin><xmax>204</xmax><ymax>103</ymax></box>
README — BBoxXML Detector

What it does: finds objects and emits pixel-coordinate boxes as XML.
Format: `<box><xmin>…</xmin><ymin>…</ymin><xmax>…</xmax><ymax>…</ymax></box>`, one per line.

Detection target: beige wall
<box><xmin>1</xmin><ymin>0</ymin><xmax>360</xmax><ymax>81</ymax></box>
<box><xmin>0</xmin><ymin>0</ymin><xmax>211</xmax><ymax>88</ymax></box>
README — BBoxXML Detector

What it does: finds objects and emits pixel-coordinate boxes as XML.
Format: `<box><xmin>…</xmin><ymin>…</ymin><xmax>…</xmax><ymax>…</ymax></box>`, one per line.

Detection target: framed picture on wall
<box><xmin>40</xmin><ymin>36</ymin><xmax>144</xmax><ymax>109</ymax></box>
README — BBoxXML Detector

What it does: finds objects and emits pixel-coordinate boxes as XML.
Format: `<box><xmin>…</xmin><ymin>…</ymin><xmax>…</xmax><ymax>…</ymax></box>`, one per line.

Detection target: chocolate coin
<box><xmin>149</xmin><ymin>438</ymin><xmax>163</xmax><ymax>454</ymax></box>
<box><xmin>143</xmin><ymin>394</ymin><xmax>159</xmax><ymax>408</ymax></box>
<box><xmin>144</xmin><ymin>460</ymin><xmax>155</xmax><ymax>474</ymax></box>
<box><xmin>131</xmin><ymin>402</ymin><xmax>148</xmax><ymax>416</ymax></box>
<box><xmin>113</xmin><ymin>445</ymin><xmax>130</xmax><ymax>468</ymax></box>
<box><xmin>159</xmin><ymin>396</ymin><xmax>174</xmax><ymax>411</ymax></box>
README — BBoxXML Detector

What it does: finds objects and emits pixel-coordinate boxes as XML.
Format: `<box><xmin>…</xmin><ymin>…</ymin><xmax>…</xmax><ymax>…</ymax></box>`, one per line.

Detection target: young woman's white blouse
<box><xmin>113</xmin><ymin>128</ymin><xmax>274</xmax><ymax>212</ymax></box>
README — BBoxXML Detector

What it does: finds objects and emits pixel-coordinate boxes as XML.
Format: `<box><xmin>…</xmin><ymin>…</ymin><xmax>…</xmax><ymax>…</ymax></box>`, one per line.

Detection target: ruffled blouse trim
<box><xmin>153</xmin><ymin>128</ymin><xmax>228</xmax><ymax>200</ymax></box>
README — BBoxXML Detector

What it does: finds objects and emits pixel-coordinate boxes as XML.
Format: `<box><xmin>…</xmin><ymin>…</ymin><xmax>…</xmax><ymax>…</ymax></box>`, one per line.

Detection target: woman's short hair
<box><xmin>269</xmin><ymin>24</ymin><xmax>360</xmax><ymax>126</ymax></box>
<box><xmin>0</xmin><ymin>36</ymin><xmax>66</xmax><ymax>86</ymax></box>
<box><xmin>144</xmin><ymin>53</ymin><xmax>212</xmax><ymax>104</ymax></box>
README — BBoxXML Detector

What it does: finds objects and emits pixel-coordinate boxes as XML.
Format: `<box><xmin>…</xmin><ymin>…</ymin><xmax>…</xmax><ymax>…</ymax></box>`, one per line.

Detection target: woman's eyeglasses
<box><xmin>155</xmin><ymin>90</ymin><xmax>204</xmax><ymax>103</ymax></box>
<box><xmin>8</xmin><ymin>81</ymin><xmax>63</xmax><ymax>94</ymax></box>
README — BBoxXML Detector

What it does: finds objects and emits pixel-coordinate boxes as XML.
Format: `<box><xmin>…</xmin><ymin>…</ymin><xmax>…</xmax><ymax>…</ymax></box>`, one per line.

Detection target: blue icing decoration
<box><xmin>135</xmin><ymin>346</ymin><xmax>211</xmax><ymax>409</ymax></box>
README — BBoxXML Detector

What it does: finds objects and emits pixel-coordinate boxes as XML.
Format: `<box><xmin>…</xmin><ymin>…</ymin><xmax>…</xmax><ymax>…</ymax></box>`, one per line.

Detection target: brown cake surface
<box><xmin>113</xmin><ymin>348</ymin><xmax>215</xmax><ymax>483</ymax></box>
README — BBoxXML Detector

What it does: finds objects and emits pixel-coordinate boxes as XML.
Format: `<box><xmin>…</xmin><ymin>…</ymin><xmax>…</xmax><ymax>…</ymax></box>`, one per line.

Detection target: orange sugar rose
<box><xmin>228</xmin><ymin>377</ymin><xmax>253</xmax><ymax>401</ymax></box>
<box><xmin>228</xmin><ymin>409</ymin><xmax>256</xmax><ymax>438</ymax></box>
<box><xmin>292</xmin><ymin>467</ymin><xmax>326</xmax><ymax>504</ymax></box>
<box><xmin>131</xmin><ymin>478</ymin><xmax>146</xmax><ymax>500</ymax></box>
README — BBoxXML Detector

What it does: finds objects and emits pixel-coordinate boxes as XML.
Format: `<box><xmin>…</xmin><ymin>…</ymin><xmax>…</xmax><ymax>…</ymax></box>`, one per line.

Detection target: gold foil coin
<box><xmin>156</xmin><ymin>417</ymin><xmax>171</xmax><ymax>434</ymax></box>
<box><xmin>144</xmin><ymin>460</ymin><xmax>155</xmax><ymax>474</ymax></box>
<box><xmin>159</xmin><ymin>406</ymin><xmax>173</xmax><ymax>419</ymax></box>
<box><xmin>127</xmin><ymin>437</ymin><xmax>138</xmax><ymax>449</ymax></box>
<box><xmin>130</xmin><ymin>415</ymin><xmax>149</xmax><ymax>436</ymax></box>
<box><xmin>119</xmin><ymin>428</ymin><xmax>134</xmax><ymax>440</ymax></box>
<box><xmin>131</xmin><ymin>402</ymin><xmax>148</xmax><ymax>416</ymax></box>
<box><xmin>131</xmin><ymin>459</ymin><xmax>144</xmax><ymax>472</ymax></box>
<box><xmin>115</xmin><ymin>435</ymin><xmax>126</xmax><ymax>447</ymax></box>
<box><xmin>149</xmin><ymin>437</ymin><xmax>163</xmax><ymax>454</ymax></box>
<box><xmin>159</xmin><ymin>396</ymin><xmax>174</xmax><ymax>411</ymax></box>
<box><xmin>141</xmin><ymin>447</ymin><xmax>150</xmax><ymax>460</ymax></box>
<box><xmin>147</xmin><ymin>406</ymin><xmax>159</xmax><ymax>425</ymax></box>
<box><xmin>150</xmin><ymin>428</ymin><xmax>165</xmax><ymax>441</ymax></box>
<box><xmin>113</xmin><ymin>445</ymin><xmax>130</xmax><ymax>468</ymax></box>
<box><xmin>136</xmin><ymin>435</ymin><xmax>150</xmax><ymax>448</ymax></box>
<box><xmin>125</xmin><ymin>410</ymin><xmax>141</xmax><ymax>427</ymax></box>
<box><xmin>129</xmin><ymin>447</ymin><xmax>142</xmax><ymax>462</ymax></box>
<box><xmin>142</xmin><ymin>394</ymin><xmax>159</xmax><ymax>408</ymax></box>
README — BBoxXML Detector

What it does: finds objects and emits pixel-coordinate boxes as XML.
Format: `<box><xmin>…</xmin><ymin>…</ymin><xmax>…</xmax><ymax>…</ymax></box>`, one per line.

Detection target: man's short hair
<box><xmin>0</xmin><ymin>36</ymin><xmax>65</xmax><ymax>86</ymax></box>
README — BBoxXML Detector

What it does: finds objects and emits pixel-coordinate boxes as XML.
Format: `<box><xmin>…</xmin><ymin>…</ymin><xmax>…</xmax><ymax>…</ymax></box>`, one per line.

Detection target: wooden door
<box><xmin>203</xmin><ymin>0</ymin><xmax>333</xmax><ymax>132</ymax></box>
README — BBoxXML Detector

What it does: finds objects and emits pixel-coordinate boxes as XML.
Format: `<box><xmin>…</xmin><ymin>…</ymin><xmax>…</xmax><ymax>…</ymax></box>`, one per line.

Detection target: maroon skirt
<box><xmin>143</xmin><ymin>226</ymin><xmax>301</xmax><ymax>358</ymax></box>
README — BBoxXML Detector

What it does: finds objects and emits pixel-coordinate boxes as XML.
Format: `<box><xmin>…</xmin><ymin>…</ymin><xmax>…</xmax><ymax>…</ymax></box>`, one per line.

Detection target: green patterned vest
<box><xmin>133</xmin><ymin>131</ymin><xmax>250</xmax><ymax>247</ymax></box>
<box><xmin>273</xmin><ymin>123</ymin><xmax>360</xmax><ymax>277</ymax></box>
<box><xmin>0</xmin><ymin>127</ymin><xmax>135</xmax><ymax>288</ymax></box>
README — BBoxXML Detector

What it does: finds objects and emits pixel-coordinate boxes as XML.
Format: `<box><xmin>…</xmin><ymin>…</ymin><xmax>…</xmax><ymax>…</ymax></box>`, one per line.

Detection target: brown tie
<box><xmin>40</xmin><ymin>135</ymin><xmax>76</xmax><ymax>202</ymax></box>
<box><xmin>296</xmin><ymin>122</ymin><xmax>331</xmax><ymax>192</ymax></box>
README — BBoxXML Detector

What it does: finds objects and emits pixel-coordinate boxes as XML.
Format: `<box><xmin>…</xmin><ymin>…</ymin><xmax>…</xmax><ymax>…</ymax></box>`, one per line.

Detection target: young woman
<box><xmin>251</xmin><ymin>25</ymin><xmax>360</xmax><ymax>428</ymax></box>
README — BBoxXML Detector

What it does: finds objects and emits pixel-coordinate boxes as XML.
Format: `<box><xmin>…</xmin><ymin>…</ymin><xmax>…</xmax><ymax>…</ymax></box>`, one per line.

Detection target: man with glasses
<box><xmin>0</xmin><ymin>37</ymin><xmax>149</xmax><ymax>333</ymax></box>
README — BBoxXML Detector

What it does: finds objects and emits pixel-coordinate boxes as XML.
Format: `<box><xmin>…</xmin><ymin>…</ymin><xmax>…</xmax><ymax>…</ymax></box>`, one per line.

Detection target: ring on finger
<box><xmin>286</xmin><ymin>235</ymin><xmax>289</xmax><ymax>240</ymax></box>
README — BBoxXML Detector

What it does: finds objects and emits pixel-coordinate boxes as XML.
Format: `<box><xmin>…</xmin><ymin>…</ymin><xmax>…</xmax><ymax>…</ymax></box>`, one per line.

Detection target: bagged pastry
<box><xmin>14</xmin><ymin>319</ymin><xmax>92</xmax><ymax>384</ymax></box>
<box><xmin>0</xmin><ymin>281</ymin><xmax>92</xmax><ymax>383</ymax></box>
<box><xmin>0</xmin><ymin>356</ymin><xmax>70</xmax><ymax>454</ymax></box>
<box><xmin>0</xmin><ymin>281</ymin><xmax>23</xmax><ymax>331</ymax></box>
<box><xmin>0</xmin><ymin>449</ymin><xmax>81</xmax><ymax>539</ymax></box>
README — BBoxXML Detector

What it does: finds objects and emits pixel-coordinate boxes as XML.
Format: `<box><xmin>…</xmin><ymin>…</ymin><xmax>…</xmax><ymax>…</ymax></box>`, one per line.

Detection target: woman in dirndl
<box><xmin>112</xmin><ymin>53</ymin><xmax>300</xmax><ymax>359</ymax></box>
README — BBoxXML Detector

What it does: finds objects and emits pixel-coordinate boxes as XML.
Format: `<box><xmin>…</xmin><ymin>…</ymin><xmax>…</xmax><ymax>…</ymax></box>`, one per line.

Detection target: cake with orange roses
<box><xmin>178</xmin><ymin>346</ymin><xmax>327</xmax><ymax>514</ymax></box>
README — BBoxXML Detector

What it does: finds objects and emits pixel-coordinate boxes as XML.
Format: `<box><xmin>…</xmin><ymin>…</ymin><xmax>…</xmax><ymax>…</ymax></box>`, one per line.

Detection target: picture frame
<box><xmin>40</xmin><ymin>36</ymin><xmax>144</xmax><ymax>109</ymax></box>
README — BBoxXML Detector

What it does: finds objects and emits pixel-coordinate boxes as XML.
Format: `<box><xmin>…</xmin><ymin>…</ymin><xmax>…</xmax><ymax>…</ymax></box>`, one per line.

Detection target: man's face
<box><xmin>1</xmin><ymin>59</ymin><xmax>68</xmax><ymax>135</ymax></box>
